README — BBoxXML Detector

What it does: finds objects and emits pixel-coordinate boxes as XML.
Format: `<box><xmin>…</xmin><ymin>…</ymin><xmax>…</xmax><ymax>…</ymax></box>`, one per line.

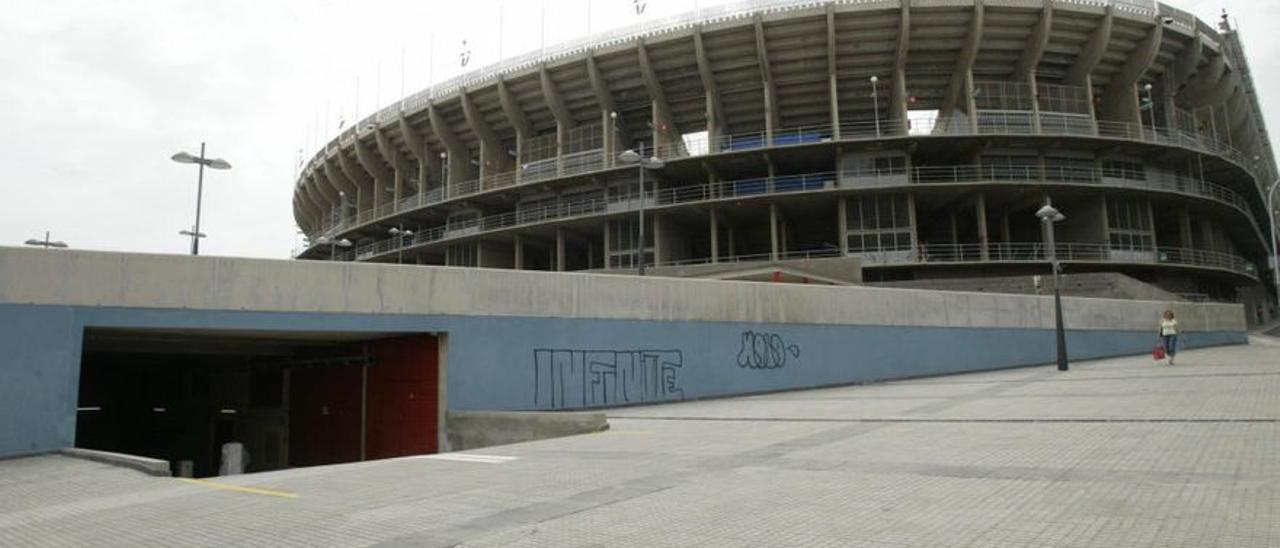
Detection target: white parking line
<box><xmin>416</xmin><ymin>453</ymin><xmax>518</xmax><ymax>464</ymax></box>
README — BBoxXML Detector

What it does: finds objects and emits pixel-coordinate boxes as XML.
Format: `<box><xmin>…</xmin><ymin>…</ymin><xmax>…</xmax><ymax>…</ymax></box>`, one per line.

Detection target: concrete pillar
<box><xmin>976</xmin><ymin>193</ymin><xmax>989</xmax><ymax>260</ymax></box>
<box><xmin>392</xmin><ymin>168</ymin><xmax>404</xmax><ymax>211</ymax></box>
<box><xmin>556</xmin><ymin>228</ymin><xmax>566</xmax><ymax>271</ymax></box>
<box><xmin>907</xmin><ymin>194</ymin><xmax>919</xmax><ymax>248</ymax></box>
<box><xmin>1084</xmin><ymin>76</ymin><xmax>1100</xmax><ymax>134</ymax></box>
<box><xmin>1028</xmin><ymin>72</ymin><xmax>1042</xmax><ymax>134</ymax></box>
<box><xmin>514</xmin><ymin>235</ymin><xmax>524</xmax><ymax>270</ymax></box>
<box><xmin>837</xmin><ymin>198</ymin><xmax>849</xmax><ymax>255</ymax></box>
<box><xmin>949</xmin><ymin>212</ymin><xmax>959</xmax><ymax>245</ymax></box>
<box><xmin>829</xmin><ymin>73</ymin><xmax>840</xmax><ymax>139</ymax></box>
<box><xmin>1000</xmin><ymin>214</ymin><xmax>1011</xmax><ymax>243</ymax></box>
<box><xmin>770</xmin><ymin>203</ymin><xmax>780</xmax><ymax>260</ymax></box>
<box><xmin>728</xmin><ymin>226</ymin><xmax>737</xmax><ymax>257</ymax></box>
<box><xmin>554</xmin><ymin>124</ymin><xmax>565</xmax><ymax>176</ymax></box>
<box><xmin>653</xmin><ymin>215</ymin><xmax>664</xmax><ymax>265</ymax></box>
<box><xmin>603</xmin><ymin>222</ymin><xmax>611</xmax><ymax>268</ymax></box>
<box><xmin>963</xmin><ymin>70</ymin><xmax>979</xmax><ymax>133</ymax></box>
<box><xmin>709</xmin><ymin>209</ymin><xmax>719</xmax><ymax>263</ymax></box>
<box><xmin>1147</xmin><ymin>201</ymin><xmax>1158</xmax><ymax>247</ymax></box>
<box><xmin>1179</xmin><ymin>207</ymin><xmax>1194</xmax><ymax>248</ymax></box>
<box><xmin>1200</xmin><ymin>219</ymin><xmax>1215</xmax><ymax>253</ymax></box>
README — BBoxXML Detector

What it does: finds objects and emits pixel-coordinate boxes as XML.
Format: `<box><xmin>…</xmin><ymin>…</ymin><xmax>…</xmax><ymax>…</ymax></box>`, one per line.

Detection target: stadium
<box><xmin>292</xmin><ymin>0</ymin><xmax>1277</xmax><ymax>306</ymax></box>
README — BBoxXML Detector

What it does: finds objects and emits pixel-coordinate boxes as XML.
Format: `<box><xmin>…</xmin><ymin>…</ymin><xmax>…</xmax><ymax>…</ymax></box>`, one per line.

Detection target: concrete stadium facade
<box><xmin>292</xmin><ymin>0</ymin><xmax>1278</xmax><ymax>306</ymax></box>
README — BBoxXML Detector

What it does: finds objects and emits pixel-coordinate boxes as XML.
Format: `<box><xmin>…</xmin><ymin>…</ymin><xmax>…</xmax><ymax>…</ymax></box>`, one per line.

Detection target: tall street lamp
<box><xmin>24</xmin><ymin>231</ymin><xmax>68</xmax><ymax>249</ymax></box>
<box><xmin>389</xmin><ymin>226</ymin><xmax>414</xmax><ymax>264</ymax></box>
<box><xmin>870</xmin><ymin>75</ymin><xmax>881</xmax><ymax>136</ymax></box>
<box><xmin>179</xmin><ymin>227</ymin><xmax>207</xmax><ymax>247</ymax></box>
<box><xmin>317</xmin><ymin>236</ymin><xmax>353</xmax><ymax>260</ymax></box>
<box><xmin>618</xmin><ymin>145</ymin><xmax>665</xmax><ymax>275</ymax></box>
<box><xmin>1036</xmin><ymin>203</ymin><xmax>1068</xmax><ymax>371</ymax></box>
<box><xmin>171</xmin><ymin>143</ymin><xmax>231</xmax><ymax>255</ymax></box>
<box><xmin>1266</xmin><ymin>178</ymin><xmax>1280</xmax><ymax>313</ymax></box>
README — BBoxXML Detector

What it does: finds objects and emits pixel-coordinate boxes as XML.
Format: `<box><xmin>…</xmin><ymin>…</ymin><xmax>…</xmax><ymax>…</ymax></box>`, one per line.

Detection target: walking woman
<box><xmin>1159</xmin><ymin>310</ymin><xmax>1179</xmax><ymax>365</ymax></box>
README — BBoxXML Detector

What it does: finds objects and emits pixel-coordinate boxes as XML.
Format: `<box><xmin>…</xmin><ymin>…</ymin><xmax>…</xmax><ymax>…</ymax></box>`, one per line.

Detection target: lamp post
<box><xmin>23</xmin><ymin>231</ymin><xmax>68</xmax><ymax>249</ymax></box>
<box><xmin>1266</xmin><ymin>178</ymin><xmax>1280</xmax><ymax>312</ymax></box>
<box><xmin>316</xmin><ymin>236</ymin><xmax>353</xmax><ymax>260</ymax></box>
<box><xmin>171</xmin><ymin>143</ymin><xmax>231</xmax><ymax>255</ymax></box>
<box><xmin>389</xmin><ymin>226</ymin><xmax>414</xmax><ymax>264</ymax></box>
<box><xmin>178</xmin><ymin>228</ymin><xmax>207</xmax><ymax>247</ymax></box>
<box><xmin>618</xmin><ymin>144</ymin><xmax>665</xmax><ymax>275</ymax></box>
<box><xmin>1036</xmin><ymin>203</ymin><xmax>1068</xmax><ymax>371</ymax></box>
<box><xmin>870</xmin><ymin>75</ymin><xmax>881</xmax><ymax>137</ymax></box>
<box><xmin>440</xmin><ymin>151</ymin><xmax>449</xmax><ymax>198</ymax></box>
<box><xmin>1141</xmin><ymin>83</ymin><xmax>1156</xmax><ymax>137</ymax></box>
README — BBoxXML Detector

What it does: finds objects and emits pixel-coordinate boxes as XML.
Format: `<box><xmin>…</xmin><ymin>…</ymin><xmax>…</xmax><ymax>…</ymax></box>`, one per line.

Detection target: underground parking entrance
<box><xmin>75</xmin><ymin>327</ymin><xmax>444</xmax><ymax>478</ymax></box>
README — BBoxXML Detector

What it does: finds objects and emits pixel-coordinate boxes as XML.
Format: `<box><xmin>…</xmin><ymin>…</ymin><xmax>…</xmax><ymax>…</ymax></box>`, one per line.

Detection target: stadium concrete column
<box><xmin>338</xmin><ymin>149</ymin><xmax>375</xmax><ymax>220</ymax></box>
<box><xmin>1014</xmin><ymin>0</ymin><xmax>1052</xmax><ymax>135</ymax></box>
<box><xmin>709</xmin><ymin>209</ymin><xmax>719</xmax><ymax>263</ymax></box>
<box><xmin>693</xmin><ymin>29</ymin><xmax>723</xmax><ymax>152</ymax></box>
<box><xmin>755</xmin><ymin>15</ymin><xmax>780</xmax><ymax>143</ymax></box>
<box><xmin>653</xmin><ymin>216</ymin><xmax>664</xmax><ymax>266</ymax></box>
<box><xmin>770</xmin><ymin>203</ymin><xmax>780</xmax><ymax>260</ymax></box>
<box><xmin>637</xmin><ymin>39</ymin><xmax>680</xmax><ymax>154</ymax></box>
<box><xmin>323</xmin><ymin>160</ymin><xmax>358</xmax><ymax>224</ymax></box>
<box><xmin>890</xmin><ymin>3</ymin><xmax>910</xmax><ymax>133</ymax></box>
<box><xmin>602</xmin><ymin>222</ymin><xmax>611</xmax><ymax>267</ymax></box>
<box><xmin>1179</xmin><ymin>207</ymin><xmax>1194</xmax><ymax>247</ymax></box>
<box><xmin>586</xmin><ymin>56</ymin><xmax>619</xmax><ymax>165</ymax></box>
<box><xmin>311</xmin><ymin>166</ymin><xmax>342</xmax><ymax>227</ymax></box>
<box><xmin>428</xmin><ymin>104</ymin><xmax>467</xmax><ymax>190</ymax></box>
<box><xmin>1064</xmin><ymin>5</ymin><xmax>1111</xmax><ymax>132</ymax></box>
<box><xmin>540</xmin><ymin>66</ymin><xmax>576</xmax><ymax>175</ymax></box>
<box><xmin>355</xmin><ymin>138</ymin><xmax>393</xmax><ymax>214</ymax></box>
<box><xmin>827</xmin><ymin>5</ymin><xmax>840</xmax><ymax>139</ymax></box>
<box><xmin>1098</xmin><ymin>20</ymin><xmax>1161</xmax><ymax>128</ymax></box>
<box><xmin>461</xmin><ymin>91</ymin><xmax>509</xmax><ymax>187</ymax></box>
<box><xmin>940</xmin><ymin>0</ymin><xmax>983</xmax><ymax>133</ymax></box>
<box><xmin>397</xmin><ymin>117</ymin><xmax>432</xmax><ymax>203</ymax></box>
<box><xmin>556</xmin><ymin>229</ymin><xmax>566</xmax><ymax>272</ymax></box>
<box><xmin>977</xmin><ymin>192</ymin><xmax>990</xmax><ymax>260</ymax></box>
<box><xmin>374</xmin><ymin>130</ymin><xmax>410</xmax><ymax>209</ymax></box>
<box><xmin>497</xmin><ymin>79</ymin><xmax>531</xmax><ymax>184</ymax></box>
<box><xmin>513</xmin><ymin>235</ymin><xmax>524</xmax><ymax>270</ymax></box>
<box><xmin>838</xmin><ymin>198</ymin><xmax>849</xmax><ymax>255</ymax></box>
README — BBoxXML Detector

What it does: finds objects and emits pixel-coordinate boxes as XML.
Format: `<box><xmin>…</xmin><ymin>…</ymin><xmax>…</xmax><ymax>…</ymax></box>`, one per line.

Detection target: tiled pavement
<box><xmin>3</xmin><ymin>338</ymin><xmax>1278</xmax><ymax>547</ymax></box>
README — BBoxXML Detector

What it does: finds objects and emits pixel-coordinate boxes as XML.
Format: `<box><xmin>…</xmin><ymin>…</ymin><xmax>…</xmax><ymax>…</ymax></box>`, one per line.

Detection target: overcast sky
<box><xmin>2</xmin><ymin>0</ymin><xmax>1277</xmax><ymax>259</ymax></box>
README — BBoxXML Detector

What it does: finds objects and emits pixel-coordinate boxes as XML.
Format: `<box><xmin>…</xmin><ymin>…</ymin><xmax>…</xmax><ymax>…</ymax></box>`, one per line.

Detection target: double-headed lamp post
<box><xmin>24</xmin><ymin>231</ymin><xmax>68</xmax><ymax>249</ymax></box>
<box><xmin>389</xmin><ymin>226</ymin><xmax>414</xmax><ymax>264</ymax></box>
<box><xmin>316</xmin><ymin>236</ymin><xmax>352</xmax><ymax>260</ymax></box>
<box><xmin>618</xmin><ymin>145</ymin><xmax>665</xmax><ymax>275</ymax></box>
<box><xmin>171</xmin><ymin>143</ymin><xmax>231</xmax><ymax>255</ymax></box>
<box><xmin>1036</xmin><ymin>203</ymin><xmax>1069</xmax><ymax>371</ymax></box>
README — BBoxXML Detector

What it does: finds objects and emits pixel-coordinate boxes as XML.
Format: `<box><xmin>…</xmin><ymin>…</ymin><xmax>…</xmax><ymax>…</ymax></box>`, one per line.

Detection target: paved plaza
<box><xmin>3</xmin><ymin>338</ymin><xmax>1279</xmax><ymax>547</ymax></box>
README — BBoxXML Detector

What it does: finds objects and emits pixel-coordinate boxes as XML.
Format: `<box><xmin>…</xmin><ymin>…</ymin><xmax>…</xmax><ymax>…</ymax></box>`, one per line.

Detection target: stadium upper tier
<box><xmin>291</xmin><ymin>0</ymin><xmax>1275</xmax><ymax>296</ymax></box>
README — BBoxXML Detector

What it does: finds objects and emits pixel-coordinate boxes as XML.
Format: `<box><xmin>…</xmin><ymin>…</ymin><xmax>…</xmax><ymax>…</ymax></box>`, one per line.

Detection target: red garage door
<box><xmin>289</xmin><ymin>334</ymin><xmax>439</xmax><ymax>466</ymax></box>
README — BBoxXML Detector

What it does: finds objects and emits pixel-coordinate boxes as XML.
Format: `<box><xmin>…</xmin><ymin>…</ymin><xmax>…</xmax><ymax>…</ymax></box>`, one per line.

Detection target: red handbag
<box><xmin>1153</xmin><ymin>345</ymin><xmax>1166</xmax><ymax>360</ymax></box>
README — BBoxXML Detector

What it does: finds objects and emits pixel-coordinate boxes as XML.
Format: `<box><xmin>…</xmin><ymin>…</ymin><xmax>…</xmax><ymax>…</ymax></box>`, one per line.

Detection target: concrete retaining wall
<box><xmin>446</xmin><ymin>411</ymin><xmax>609</xmax><ymax>451</ymax></box>
<box><xmin>0</xmin><ymin>247</ymin><xmax>1248</xmax><ymax>457</ymax></box>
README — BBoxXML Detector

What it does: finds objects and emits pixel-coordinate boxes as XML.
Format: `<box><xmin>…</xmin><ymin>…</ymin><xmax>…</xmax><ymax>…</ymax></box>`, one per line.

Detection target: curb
<box><xmin>60</xmin><ymin>448</ymin><xmax>172</xmax><ymax>477</ymax></box>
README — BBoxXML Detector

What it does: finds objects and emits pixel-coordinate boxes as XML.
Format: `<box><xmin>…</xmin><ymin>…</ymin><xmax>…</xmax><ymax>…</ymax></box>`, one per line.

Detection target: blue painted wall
<box><xmin>0</xmin><ymin>303</ymin><xmax>1246</xmax><ymax>457</ymax></box>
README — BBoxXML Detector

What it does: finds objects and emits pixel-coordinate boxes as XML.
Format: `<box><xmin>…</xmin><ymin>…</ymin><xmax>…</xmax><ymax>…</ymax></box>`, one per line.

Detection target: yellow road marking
<box><xmin>177</xmin><ymin>478</ymin><xmax>299</xmax><ymax>499</ymax></box>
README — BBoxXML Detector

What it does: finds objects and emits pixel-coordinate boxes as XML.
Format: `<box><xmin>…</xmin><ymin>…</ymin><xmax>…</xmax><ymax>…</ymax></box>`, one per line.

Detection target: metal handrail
<box><xmin>303</xmin><ymin>111</ymin><xmax>1264</xmax><ymax>245</ymax></box>
<box><xmin>340</xmin><ymin>164</ymin><xmax>1261</xmax><ymax>263</ymax></box>
<box><xmin>645</xmin><ymin>242</ymin><xmax>1258</xmax><ymax>279</ymax></box>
